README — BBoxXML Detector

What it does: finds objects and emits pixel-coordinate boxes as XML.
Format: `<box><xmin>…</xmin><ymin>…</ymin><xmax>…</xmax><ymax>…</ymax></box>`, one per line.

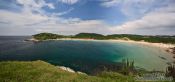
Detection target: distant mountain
<box><xmin>32</xmin><ymin>33</ymin><xmax>65</xmax><ymax>40</ymax></box>
<box><xmin>32</xmin><ymin>33</ymin><xmax>175</xmax><ymax>44</ymax></box>
<box><xmin>73</xmin><ymin>33</ymin><xmax>106</xmax><ymax>40</ymax></box>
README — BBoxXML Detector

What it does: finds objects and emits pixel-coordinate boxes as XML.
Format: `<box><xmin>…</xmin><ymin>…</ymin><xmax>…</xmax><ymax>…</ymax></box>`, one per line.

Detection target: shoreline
<box><xmin>56</xmin><ymin>66</ymin><xmax>87</xmax><ymax>75</ymax></box>
<box><xmin>54</xmin><ymin>38</ymin><xmax>175</xmax><ymax>55</ymax></box>
<box><xmin>108</xmin><ymin>40</ymin><xmax>175</xmax><ymax>59</ymax></box>
<box><xmin>108</xmin><ymin>39</ymin><xmax>175</xmax><ymax>50</ymax></box>
<box><xmin>28</xmin><ymin>38</ymin><xmax>175</xmax><ymax>55</ymax></box>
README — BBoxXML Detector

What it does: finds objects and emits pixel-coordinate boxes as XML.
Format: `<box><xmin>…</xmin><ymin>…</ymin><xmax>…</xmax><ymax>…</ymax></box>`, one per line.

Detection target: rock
<box><xmin>57</xmin><ymin>66</ymin><xmax>75</xmax><ymax>73</ymax></box>
<box><xmin>166</xmin><ymin>47</ymin><xmax>175</xmax><ymax>55</ymax></box>
<box><xmin>77</xmin><ymin>71</ymin><xmax>87</xmax><ymax>75</ymax></box>
<box><xmin>56</xmin><ymin>66</ymin><xmax>87</xmax><ymax>75</ymax></box>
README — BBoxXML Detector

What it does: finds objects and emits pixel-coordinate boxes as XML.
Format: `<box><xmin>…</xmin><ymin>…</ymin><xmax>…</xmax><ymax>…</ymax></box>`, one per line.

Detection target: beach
<box><xmin>52</xmin><ymin>38</ymin><xmax>175</xmax><ymax>55</ymax></box>
<box><xmin>28</xmin><ymin>37</ymin><xmax>175</xmax><ymax>56</ymax></box>
<box><xmin>29</xmin><ymin>37</ymin><xmax>175</xmax><ymax>55</ymax></box>
<box><xmin>112</xmin><ymin>40</ymin><xmax>175</xmax><ymax>57</ymax></box>
<box><xmin>108</xmin><ymin>39</ymin><xmax>175</xmax><ymax>54</ymax></box>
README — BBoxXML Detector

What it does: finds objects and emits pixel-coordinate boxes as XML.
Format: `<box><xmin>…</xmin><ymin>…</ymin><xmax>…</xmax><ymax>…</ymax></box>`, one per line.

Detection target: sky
<box><xmin>0</xmin><ymin>0</ymin><xmax>175</xmax><ymax>35</ymax></box>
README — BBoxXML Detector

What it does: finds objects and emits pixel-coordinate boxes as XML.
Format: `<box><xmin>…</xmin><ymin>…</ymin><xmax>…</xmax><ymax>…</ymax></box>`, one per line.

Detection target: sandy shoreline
<box><xmin>58</xmin><ymin>38</ymin><xmax>175</xmax><ymax>55</ymax></box>
<box><xmin>108</xmin><ymin>40</ymin><xmax>175</xmax><ymax>49</ymax></box>
<box><xmin>57</xmin><ymin>38</ymin><xmax>175</xmax><ymax>49</ymax></box>
<box><xmin>108</xmin><ymin>40</ymin><xmax>175</xmax><ymax>55</ymax></box>
<box><xmin>28</xmin><ymin>38</ymin><xmax>175</xmax><ymax>55</ymax></box>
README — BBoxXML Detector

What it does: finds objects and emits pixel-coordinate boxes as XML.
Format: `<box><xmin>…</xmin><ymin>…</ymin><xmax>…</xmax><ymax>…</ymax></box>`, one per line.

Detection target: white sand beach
<box><xmin>56</xmin><ymin>38</ymin><xmax>175</xmax><ymax>51</ymax></box>
<box><xmin>31</xmin><ymin>38</ymin><xmax>175</xmax><ymax>55</ymax></box>
<box><xmin>109</xmin><ymin>39</ymin><xmax>175</xmax><ymax>50</ymax></box>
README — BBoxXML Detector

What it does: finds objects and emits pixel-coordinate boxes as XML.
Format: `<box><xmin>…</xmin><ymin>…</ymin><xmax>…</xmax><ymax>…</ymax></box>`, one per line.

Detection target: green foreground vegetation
<box><xmin>33</xmin><ymin>33</ymin><xmax>175</xmax><ymax>44</ymax></box>
<box><xmin>1</xmin><ymin>60</ymin><xmax>173</xmax><ymax>82</ymax></box>
<box><xmin>0</xmin><ymin>60</ymin><xmax>134</xmax><ymax>82</ymax></box>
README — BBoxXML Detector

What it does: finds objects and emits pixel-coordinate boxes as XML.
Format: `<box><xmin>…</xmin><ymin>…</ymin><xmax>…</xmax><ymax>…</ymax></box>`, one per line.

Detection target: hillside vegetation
<box><xmin>73</xmin><ymin>33</ymin><xmax>106</xmax><ymax>40</ymax></box>
<box><xmin>32</xmin><ymin>33</ymin><xmax>175</xmax><ymax>44</ymax></box>
<box><xmin>0</xmin><ymin>60</ymin><xmax>134</xmax><ymax>82</ymax></box>
<box><xmin>33</xmin><ymin>33</ymin><xmax>67</xmax><ymax>40</ymax></box>
<box><xmin>107</xmin><ymin>34</ymin><xmax>175</xmax><ymax>44</ymax></box>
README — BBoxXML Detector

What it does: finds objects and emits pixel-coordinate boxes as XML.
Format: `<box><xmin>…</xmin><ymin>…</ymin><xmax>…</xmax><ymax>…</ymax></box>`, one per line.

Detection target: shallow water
<box><xmin>0</xmin><ymin>36</ymin><xmax>174</xmax><ymax>73</ymax></box>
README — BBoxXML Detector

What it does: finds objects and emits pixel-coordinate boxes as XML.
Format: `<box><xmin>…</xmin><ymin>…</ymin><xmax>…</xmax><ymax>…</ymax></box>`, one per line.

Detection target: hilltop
<box><xmin>32</xmin><ymin>32</ymin><xmax>175</xmax><ymax>44</ymax></box>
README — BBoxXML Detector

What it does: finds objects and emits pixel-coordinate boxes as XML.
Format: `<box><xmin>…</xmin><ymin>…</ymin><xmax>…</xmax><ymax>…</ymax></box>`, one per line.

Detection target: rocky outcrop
<box><xmin>57</xmin><ymin>66</ymin><xmax>75</xmax><ymax>73</ymax></box>
<box><xmin>57</xmin><ymin>66</ymin><xmax>87</xmax><ymax>75</ymax></box>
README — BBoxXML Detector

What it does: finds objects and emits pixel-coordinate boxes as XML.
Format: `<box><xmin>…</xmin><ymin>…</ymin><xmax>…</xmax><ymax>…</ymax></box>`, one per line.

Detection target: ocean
<box><xmin>0</xmin><ymin>36</ymin><xmax>174</xmax><ymax>74</ymax></box>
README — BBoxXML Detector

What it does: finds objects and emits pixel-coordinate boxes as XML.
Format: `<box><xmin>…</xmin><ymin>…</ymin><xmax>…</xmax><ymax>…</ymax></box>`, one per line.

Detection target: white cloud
<box><xmin>58</xmin><ymin>0</ymin><xmax>79</xmax><ymax>5</ymax></box>
<box><xmin>53</xmin><ymin>8</ymin><xmax>74</xmax><ymax>16</ymax></box>
<box><xmin>110</xmin><ymin>4</ymin><xmax>175</xmax><ymax>35</ymax></box>
<box><xmin>0</xmin><ymin>0</ymin><xmax>175</xmax><ymax>35</ymax></box>
<box><xmin>0</xmin><ymin>10</ymin><xmax>49</xmax><ymax>26</ymax></box>
<box><xmin>1</xmin><ymin>3</ymin><xmax>175</xmax><ymax>35</ymax></box>
<box><xmin>100</xmin><ymin>0</ymin><xmax>122</xmax><ymax>7</ymax></box>
<box><xmin>100</xmin><ymin>0</ymin><xmax>171</xmax><ymax>18</ymax></box>
<box><xmin>34</xmin><ymin>19</ymin><xmax>111</xmax><ymax>35</ymax></box>
<box><xmin>0</xmin><ymin>0</ymin><xmax>111</xmax><ymax>35</ymax></box>
<box><xmin>16</xmin><ymin>0</ymin><xmax>55</xmax><ymax>10</ymax></box>
<box><xmin>0</xmin><ymin>7</ymin><xmax>110</xmax><ymax>35</ymax></box>
<box><xmin>47</xmin><ymin>3</ymin><xmax>55</xmax><ymax>9</ymax></box>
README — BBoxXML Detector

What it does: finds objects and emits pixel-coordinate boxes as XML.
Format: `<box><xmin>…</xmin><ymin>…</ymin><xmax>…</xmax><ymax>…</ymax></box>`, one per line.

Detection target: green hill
<box><xmin>107</xmin><ymin>34</ymin><xmax>175</xmax><ymax>44</ymax></box>
<box><xmin>33</xmin><ymin>33</ymin><xmax>66</xmax><ymax>40</ymax></box>
<box><xmin>73</xmin><ymin>33</ymin><xmax>106</xmax><ymax>40</ymax></box>
<box><xmin>0</xmin><ymin>60</ymin><xmax>134</xmax><ymax>82</ymax></box>
<box><xmin>32</xmin><ymin>33</ymin><xmax>175</xmax><ymax>44</ymax></box>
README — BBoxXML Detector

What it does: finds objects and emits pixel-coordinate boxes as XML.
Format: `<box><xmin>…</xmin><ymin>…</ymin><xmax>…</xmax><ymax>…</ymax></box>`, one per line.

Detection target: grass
<box><xmin>0</xmin><ymin>60</ymin><xmax>135</xmax><ymax>82</ymax></box>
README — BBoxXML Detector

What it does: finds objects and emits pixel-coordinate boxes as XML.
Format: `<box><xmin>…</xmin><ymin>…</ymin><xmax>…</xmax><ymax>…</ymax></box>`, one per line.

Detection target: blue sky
<box><xmin>0</xmin><ymin>0</ymin><xmax>175</xmax><ymax>35</ymax></box>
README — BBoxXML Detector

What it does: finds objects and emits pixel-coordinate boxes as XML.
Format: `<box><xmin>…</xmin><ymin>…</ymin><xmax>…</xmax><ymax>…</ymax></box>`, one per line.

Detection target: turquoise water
<box><xmin>0</xmin><ymin>36</ymin><xmax>174</xmax><ymax>74</ymax></box>
<box><xmin>106</xmin><ymin>41</ymin><xmax>174</xmax><ymax>71</ymax></box>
